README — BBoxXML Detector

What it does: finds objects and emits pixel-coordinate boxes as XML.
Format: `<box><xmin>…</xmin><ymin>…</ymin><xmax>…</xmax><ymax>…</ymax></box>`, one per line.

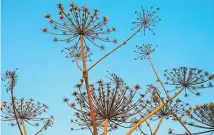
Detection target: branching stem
<box><xmin>80</xmin><ymin>35</ymin><xmax>98</xmax><ymax>135</ymax></box>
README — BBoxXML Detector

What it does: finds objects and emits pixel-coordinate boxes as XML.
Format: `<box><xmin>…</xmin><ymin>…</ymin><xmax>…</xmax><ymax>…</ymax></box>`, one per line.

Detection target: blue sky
<box><xmin>2</xmin><ymin>0</ymin><xmax>214</xmax><ymax>135</ymax></box>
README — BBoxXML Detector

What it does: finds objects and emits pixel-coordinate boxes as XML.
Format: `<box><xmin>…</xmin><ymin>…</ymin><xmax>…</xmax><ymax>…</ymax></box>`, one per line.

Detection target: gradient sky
<box><xmin>2</xmin><ymin>0</ymin><xmax>214</xmax><ymax>135</ymax></box>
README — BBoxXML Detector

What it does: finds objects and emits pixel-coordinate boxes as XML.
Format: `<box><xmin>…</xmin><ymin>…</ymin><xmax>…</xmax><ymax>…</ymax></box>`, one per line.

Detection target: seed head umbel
<box><xmin>132</xmin><ymin>6</ymin><xmax>161</xmax><ymax>35</ymax></box>
<box><xmin>43</xmin><ymin>2</ymin><xmax>116</xmax><ymax>52</ymax></box>
<box><xmin>164</xmin><ymin>67</ymin><xmax>214</xmax><ymax>97</ymax></box>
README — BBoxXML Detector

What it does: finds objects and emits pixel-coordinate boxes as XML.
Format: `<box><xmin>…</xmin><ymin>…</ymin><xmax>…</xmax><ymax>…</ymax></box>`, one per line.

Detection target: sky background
<box><xmin>1</xmin><ymin>0</ymin><xmax>214</xmax><ymax>135</ymax></box>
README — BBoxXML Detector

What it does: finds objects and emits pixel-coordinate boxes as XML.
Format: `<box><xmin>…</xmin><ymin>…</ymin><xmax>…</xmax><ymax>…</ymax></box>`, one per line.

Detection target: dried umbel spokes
<box><xmin>134</xmin><ymin>44</ymin><xmax>158</xmax><ymax>60</ymax></box>
<box><xmin>65</xmin><ymin>79</ymin><xmax>144</xmax><ymax>132</ymax></box>
<box><xmin>106</xmin><ymin>71</ymin><xmax>126</xmax><ymax>87</ymax></box>
<box><xmin>184</xmin><ymin>103</ymin><xmax>214</xmax><ymax>134</ymax></box>
<box><xmin>43</xmin><ymin>2</ymin><xmax>116</xmax><ymax>50</ymax></box>
<box><xmin>1</xmin><ymin>68</ymin><xmax>18</xmax><ymax>92</ymax></box>
<box><xmin>1</xmin><ymin>98</ymin><xmax>53</xmax><ymax>132</ymax></box>
<box><xmin>164</xmin><ymin>67</ymin><xmax>214</xmax><ymax>97</ymax></box>
<box><xmin>62</xmin><ymin>43</ymin><xmax>92</xmax><ymax>62</ymax></box>
<box><xmin>145</xmin><ymin>85</ymin><xmax>189</xmax><ymax>121</ymax></box>
<box><xmin>132</xmin><ymin>6</ymin><xmax>161</xmax><ymax>35</ymax></box>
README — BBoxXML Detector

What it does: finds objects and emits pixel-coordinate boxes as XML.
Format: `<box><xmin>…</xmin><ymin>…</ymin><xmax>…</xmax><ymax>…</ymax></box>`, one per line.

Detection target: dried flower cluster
<box><xmin>3</xmin><ymin>1</ymin><xmax>214</xmax><ymax>135</ymax></box>
<box><xmin>185</xmin><ymin>103</ymin><xmax>214</xmax><ymax>134</ymax></box>
<box><xmin>43</xmin><ymin>2</ymin><xmax>116</xmax><ymax>52</ymax></box>
<box><xmin>145</xmin><ymin>85</ymin><xmax>190</xmax><ymax>121</ymax></box>
<box><xmin>64</xmin><ymin>73</ymin><xmax>145</xmax><ymax>133</ymax></box>
<box><xmin>61</xmin><ymin>44</ymin><xmax>92</xmax><ymax>62</ymax></box>
<box><xmin>1</xmin><ymin>98</ymin><xmax>53</xmax><ymax>130</ymax></box>
<box><xmin>134</xmin><ymin>44</ymin><xmax>158</xmax><ymax>60</ymax></box>
<box><xmin>1</xmin><ymin>68</ymin><xmax>18</xmax><ymax>92</ymax></box>
<box><xmin>164</xmin><ymin>67</ymin><xmax>214</xmax><ymax>97</ymax></box>
<box><xmin>1</xmin><ymin>70</ymin><xmax>54</xmax><ymax>135</ymax></box>
<box><xmin>132</xmin><ymin>6</ymin><xmax>161</xmax><ymax>35</ymax></box>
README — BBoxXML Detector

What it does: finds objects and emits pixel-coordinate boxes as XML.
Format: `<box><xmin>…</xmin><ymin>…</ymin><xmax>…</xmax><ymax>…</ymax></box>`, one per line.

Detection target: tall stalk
<box><xmin>148</xmin><ymin>55</ymin><xmax>192</xmax><ymax>135</ymax></box>
<box><xmin>125</xmin><ymin>87</ymin><xmax>184</xmax><ymax>135</ymax></box>
<box><xmin>80</xmin><ymin>35</ymin><xmax>98</xmax><ymax>135</ymax></box>
<box><xmin>21</xmin><ymin>120</ymin><xmax>28</xmax><ymax>135</ymax></box>
<box><xmin>152</xmin><ymin>117</ymin><xmax>164</xmax><ymax>135</ymax></box>
<box><xmin>148</xmin><ymin>56</ymin><xmax>169</xmax><ymax>98</ymax></box>
<box><xmin>10</xmin><ymin>80</ymin><xmax>23</xmax><ymax>135</ymax></box>
<box><xmin>104</xmin><ymin>119</ymin><xmax>108</xmax><ymax>135</ymax></box>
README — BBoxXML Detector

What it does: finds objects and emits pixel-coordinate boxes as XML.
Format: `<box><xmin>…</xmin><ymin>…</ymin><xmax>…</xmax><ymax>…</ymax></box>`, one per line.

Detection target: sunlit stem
<box><xmin>87</xmin><ymin>25</ymin><xmax>144</xmax><ymax>72</ymax></box>
<box><xmin>156</xmin><ymin>93</ymin><xmax>192</xmax><ymax>135</ymax></box>
<box><xmin>126</xmin><ymin>87</ymin><xmax>184</xmax><ymax>135</ymax></box>
<box><xmin>152</xmin><ymin>116</ymin><xmax>164</xmax><ymax>135</ymax></box>
<box><xmin>152</xmin><ymin>68</ymin><xmax>193</xmax><ymax>135</ymax></box>
<box><xmin>10</xmin><ymin>80</ymin><xmax>24</xmax><ymax>135</ymax></box>
<box><xmin>104</xmin><ymin>119</ymin><xmax>108</xmax><ymax>135</ymax></box>
<box><xmin>80</xmin><ymin>35</ymin><xmax>98</xmax><ymax>135</ymax></box>
<box><xmin>22</xmin><ymin>120</ymin><xmax>28</xmax><ymax>135</ymax></box>
<box><xmin>148</xmin><ymin>55</ymin><xmax>170</xmax><ymax>98</ymax></box>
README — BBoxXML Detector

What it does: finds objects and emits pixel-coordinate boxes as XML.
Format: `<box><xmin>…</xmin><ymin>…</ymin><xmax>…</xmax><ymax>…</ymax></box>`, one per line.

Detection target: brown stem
<box><xmin>152</xmin><ymin>117</ymin><xmax>164</xmax><ymax>135</ymax></box>
<box><xmin>148</xmin><ymin>55</ymin><xmax>170</xmax><ymax>98</ymax></box>
<box><xmin>10</xmin><ymin>81</ymin><xmax>23</xmax><ymax>135</ymax></box>
<box><xmin>34</xmin><ymin>120</ymin><xmax>50</xmax><ymax>135</ymax></box>
<box><xmin>145</xmin><ymin>120</ymin><xmax>153</xmax><ymax>135</ymax></box>
<box><xmin>125</xmin><ymin>87</ymin><xmax>184</xmax><ymax>135</ymax></box>
<box><xmin>21</xmin><ymin>120</ymin><xmax>28</xmax><ymax>135</ymax></box>
<box><xmin>80</xmin><ymin>35</ymin><xmax>98</xmax><ymax>135</ymax></box>
<box><xmin>148</xmin><ymin>56</ymin><xmax>192</xmax><ymax>135</ymax></box>
<box><xmin>172</xmin><ymin>114</ymin><xmax>192</xmax><ymax>135</ymax></box>
<box><xmin>87</xmin><ymin>25</ymin><xmax>143</xmax><ymax>72</ymax></box>
<box><xmin>34</xmin><ymin>124</ymin><xmax>46</xmax><ymax>135</ymax></box>
<box><xmin>104</xmin><ymin>119</ymin><xmax>108</xmax><ymax>135</ymax></box>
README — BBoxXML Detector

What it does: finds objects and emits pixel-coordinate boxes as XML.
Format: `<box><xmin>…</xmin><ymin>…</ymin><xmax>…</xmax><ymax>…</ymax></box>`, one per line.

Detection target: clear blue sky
<box><xmin>2</xmin><ymin>0</ymin><xmax>214</xmax><ymax>135</ymax></box>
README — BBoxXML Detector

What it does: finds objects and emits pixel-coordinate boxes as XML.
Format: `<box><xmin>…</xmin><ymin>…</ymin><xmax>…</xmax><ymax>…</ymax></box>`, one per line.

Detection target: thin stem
<box><xmin>173</xmin><ymin>114</ymin><xmax>193</xmax><ymax>135</ymax></box>
<box><xmin>76</xmin><ymin>57</ymin><xmax>83</xmax><ymax>71</ymax></box>
<box><xmin>87</xmin><ymin>25</ymin><xmax>144</xmax><ymax>72</ymax></box>
<box><xmin>34</xmin><ymin>124</ymin><xmax>46</xmax><ymax>135</ymax></box>
<box><xmin>148</xmin><ymin>56</ymin><xmax>193</xmax><ymax>135</ymax></box>
<box><xmin>145</xmin><ymin>120</ymin><xmax>153</xmax><ymax>135</ymax></box>
<box><xmin>10</xmin><ymin>81</ymin><xmax>23</xmax><ymax>135</ymax></box>
<box><xmin>104</xmin><ymin>119</ymin><xmax>108</xmax><ymax>135</ymax></box>
<box><xmin>125</xmin><ymin>87</ymin><xmax>184</xmax><ymax>135</ymax></box>
<box><xmin>152</xmin><ymin>116</ymin><xmax>164</xmax><ymax>135</ymax></box>
<box><xmin>148</xmin><ymin>55</ymin><xmax>170</xmax><ymax>98</ymax></box>
<box><xmin>80</xmin><ymin>35</ymin><xmax>98</xmax><ymax>135</ymax></box>
<box><xmin>22</xmin><ymin>120</ymin><xmax>28</xmax><ymax>135</ymax></box>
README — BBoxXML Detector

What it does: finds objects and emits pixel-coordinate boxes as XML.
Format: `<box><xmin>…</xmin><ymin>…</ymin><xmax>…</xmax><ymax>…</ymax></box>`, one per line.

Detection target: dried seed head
<box><xmin>134</xmin><ymin>44</ymin><xmax>158</xmax><ymax>60</ymax></box>
<box><xmin>164</xmin><ymin>67</ymin><xmax>214</xmax><ymax>97</ymax></box>
<box><xmin>43</xmin><ymin>2</ymin><xmax>116</xmax><ymax>58</ymax></box>
<box><xmin>132</xmin><ymin>6</ymin><xmax>161</xmax><ymax>35</ymax></box>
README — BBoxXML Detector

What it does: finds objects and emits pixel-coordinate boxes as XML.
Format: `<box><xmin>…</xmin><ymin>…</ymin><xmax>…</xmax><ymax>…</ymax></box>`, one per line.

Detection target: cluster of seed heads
<box><xmin>134</xmin><ymin>44</ymin><xmax>158</xmax><ymax>60</ymax></box>
<box><xmin>143</xmin><ymin>85</ymin><xmax>190</xmax><ymax>121</ymax></box>
<box><xmin>42</xmin><ymin>2</ymin><xmax>116</xmax><ymax>53</ymax></box>
<box><xmin>61</xmin><ymin>43</ymin><xmax>93</xmax><ymax>62</ymax></box>
<box><xmin>1</xmin><ymin>68</ymin><xmax>18</xmax><ymax>92</ymax></box>
<box><xmin>164</xmin><ymin>67</ymin><xmax>214</xmax><ymax>97</ymax></box>
<box><xmin>168</xmin><ymin>103</ymin><xmax>214</xmax><ymax>135</ymax></box>
<box><xmin>184</xmin><ymin>103</ymin><xmax>214</xmax><ymax>135</ymax></box>
<box><xmin>1</xmin><ymin>98</ymin><xmax>53</xmax><ymax>129</ymax></box>
<box><xmin>132</xmin><ymin>6</ymin><xmax>161</xmax><ymax>35</ymax></box>
<box><xmin>63</xmin><ymin>73</ymin><xmax>145</xmax><ymax>132</ymax></box>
